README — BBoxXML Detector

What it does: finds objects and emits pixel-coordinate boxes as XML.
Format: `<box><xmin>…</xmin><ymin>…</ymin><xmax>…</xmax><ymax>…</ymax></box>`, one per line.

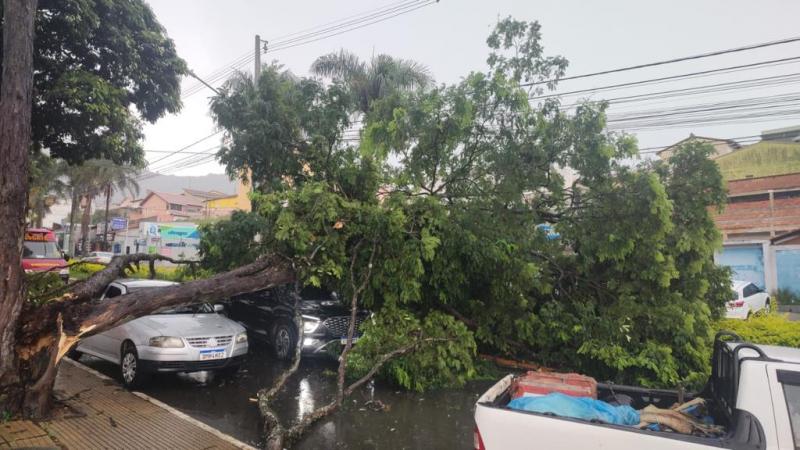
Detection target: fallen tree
<box><xmin>2</xmin><ymin>253</ymin><xmax>293</xmax><ymax>417</ymax></box>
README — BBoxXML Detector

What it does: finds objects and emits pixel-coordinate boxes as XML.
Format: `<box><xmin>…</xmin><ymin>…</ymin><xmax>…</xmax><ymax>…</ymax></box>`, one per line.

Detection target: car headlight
<box><xmin>235</xmin><ymin>332</ymin><xmax>248</xmax><ymax>344</ymax></box>
<box><xmin>149</xmin><ymin>336</ymin><xmax>184</xmax><ymax>348</ymax></box>
<box><xmin>302</xmin><ymin>315</ymin><xmax>321</xmax><ymax>333</ymax></box>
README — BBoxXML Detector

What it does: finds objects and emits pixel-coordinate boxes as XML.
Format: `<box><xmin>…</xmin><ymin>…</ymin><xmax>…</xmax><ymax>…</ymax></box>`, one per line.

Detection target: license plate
<box><xmin>199</xmin><ymin>349</ymin><xmax>225</xmax><ymax>360</ymax></box>
<box><xmin>340</xmin><ymin>337</ymin><xmax>359</xmax><ymax>345</ymax></box>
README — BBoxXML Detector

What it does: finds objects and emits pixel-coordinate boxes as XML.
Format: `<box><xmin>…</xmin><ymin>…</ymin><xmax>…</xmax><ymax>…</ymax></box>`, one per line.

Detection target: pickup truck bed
<box><xmin>474</xmin><ymin>333</ymin><xmax>780</xmax><ymax>450</ymax></box>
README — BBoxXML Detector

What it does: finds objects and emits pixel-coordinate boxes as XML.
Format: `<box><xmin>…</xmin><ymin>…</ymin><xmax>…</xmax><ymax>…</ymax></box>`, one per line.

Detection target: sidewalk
<box><xmin>1</xmin><ymin>359</ymin><xmax>255</xmax><ymax>450</ymax></box>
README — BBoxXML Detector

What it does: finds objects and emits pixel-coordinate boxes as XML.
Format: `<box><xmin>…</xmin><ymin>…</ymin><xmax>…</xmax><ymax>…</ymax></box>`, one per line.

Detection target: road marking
<box><xmin>63</xmin><ymin>357</ymin><xmax>257</xmax><ymax>450</ymax></box>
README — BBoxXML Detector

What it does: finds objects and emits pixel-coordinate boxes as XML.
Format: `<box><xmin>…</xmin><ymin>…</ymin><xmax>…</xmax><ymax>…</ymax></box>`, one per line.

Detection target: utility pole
<box><xmin>254</xmin><ymin>34</ymin><xmax>261</xmax><ymax>88</ymax></box>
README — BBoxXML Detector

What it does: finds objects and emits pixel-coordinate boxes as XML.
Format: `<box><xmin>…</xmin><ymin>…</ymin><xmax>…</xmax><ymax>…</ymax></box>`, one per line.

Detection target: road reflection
<box><xmin>78</xmin><ymin>342</ymin><xmax>488</xmax><ymax>449</ymax></box>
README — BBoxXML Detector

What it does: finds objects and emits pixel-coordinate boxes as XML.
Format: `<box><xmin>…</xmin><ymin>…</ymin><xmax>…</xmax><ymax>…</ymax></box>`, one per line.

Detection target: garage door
<box><xmin>776</xmin><ymin>249</ymin><xmax>800</xmax><ymax>295</ymax></box>
<box><xmin>716</xmin><ymin>245</ymin><xmax>765</xmax><ymax>289</ymax></box>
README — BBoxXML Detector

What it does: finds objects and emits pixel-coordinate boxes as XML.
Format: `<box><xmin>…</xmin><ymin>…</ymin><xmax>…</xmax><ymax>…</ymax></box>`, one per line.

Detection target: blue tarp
<box><xmin>507</xmin><ymin>392</ymin><xmax>640</xmax><ymax>426</ymax></box>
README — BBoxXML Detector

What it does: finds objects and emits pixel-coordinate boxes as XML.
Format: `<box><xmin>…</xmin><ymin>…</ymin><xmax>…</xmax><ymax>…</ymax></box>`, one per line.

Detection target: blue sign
<box><xmin>111</xmin><ymin>217</ymin><xmax>128</xmax><ymax>230</ymax></box>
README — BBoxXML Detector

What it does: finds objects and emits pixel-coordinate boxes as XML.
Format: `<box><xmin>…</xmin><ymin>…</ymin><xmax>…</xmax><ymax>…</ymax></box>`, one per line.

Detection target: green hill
<box><xmin>715</xmin><ymin>141</ymin><xmax>800</xmax><ymax>181</ymax></box>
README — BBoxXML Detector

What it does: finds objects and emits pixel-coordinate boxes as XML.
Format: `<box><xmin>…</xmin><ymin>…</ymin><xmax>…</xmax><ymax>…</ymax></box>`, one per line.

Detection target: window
<box><xmin>168</xmin><ymin>203</ymin><xmax>183</xmax><ymax>211</ymax></box>
<box><xmin>104</xmin><ymin>285</ymin><xmax>123</xmax><ymax>299</ymax></box>
<box><xmin>743</xmin><ymin>284</ymin><xmax>759</xmax><ymax>298</ymax></box>
<box><xmin>23</xmin><ymin>241</ymin><xmax>61</xmax><ymax>258</ymax></box>
<box><xmin>778</xmin><ymin>371</ymin><xmax>800</xmax><ymax>449</ymax></box>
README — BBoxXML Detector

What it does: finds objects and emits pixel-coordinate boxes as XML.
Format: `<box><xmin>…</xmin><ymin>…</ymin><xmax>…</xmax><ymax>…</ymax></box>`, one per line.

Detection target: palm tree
<box><xmin>99</xmin><ymin>164</ymin><xmax>140</xmax><ymax>247</ymax></box>
<box><xmin>28</xmin><ymin>153</ymin><xmax>68</xmax><ymax>228</ymax></box>
<box><xmin>68</xmin><ymin>160</ymin><xmax>140</xmax><ymax>255</ymax></box>
<box><xmin>310</xmin><ymin>50</ymin><xmax>432</xmax><ymax>114</ymax></box>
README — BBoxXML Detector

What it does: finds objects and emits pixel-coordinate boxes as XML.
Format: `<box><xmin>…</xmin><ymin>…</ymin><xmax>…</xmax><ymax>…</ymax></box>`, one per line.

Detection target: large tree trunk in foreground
<box><xmin>2</xmin><ymin>253</ymin><xmax>293</xmax><ymax>417</ymax></box>
<box><xmin>0</xmin><ymin>0</ymin><xmax>38</xmax><ymax>419</ymax></box>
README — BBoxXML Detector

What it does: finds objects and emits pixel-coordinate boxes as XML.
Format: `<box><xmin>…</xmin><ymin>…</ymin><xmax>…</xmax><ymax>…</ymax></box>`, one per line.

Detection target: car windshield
<box><xmin>156</xmin><ymin>303</ymin><xmax>214</xmax><ymax>315</ymax></box>
<box><xmin>23</xmin><ymin>241</ymin><xmax>61</xmax><ymax>259</ymax></box>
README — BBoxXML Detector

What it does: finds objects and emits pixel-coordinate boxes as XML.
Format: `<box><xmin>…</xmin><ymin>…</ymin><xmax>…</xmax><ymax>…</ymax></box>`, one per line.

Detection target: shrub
<box><xmin>68</xmin><ymin>262</ymin><xmax>106</xmax><ymax>280</ymax></box>
<box><xmin>717</xmin><ymin>314</ymin><xmax>800</xmax><ymax>347</ymax></box>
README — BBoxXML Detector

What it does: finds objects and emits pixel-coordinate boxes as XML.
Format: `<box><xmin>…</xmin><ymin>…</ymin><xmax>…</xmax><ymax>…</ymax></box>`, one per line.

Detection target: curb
<box><xmin>63</xmin><ymin>357</ymin><xmax>257</xmax><ymax>450</ymax></box>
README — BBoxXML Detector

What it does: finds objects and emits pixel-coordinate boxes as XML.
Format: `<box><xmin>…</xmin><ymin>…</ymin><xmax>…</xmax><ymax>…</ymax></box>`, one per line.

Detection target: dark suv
<box><xmin>226</xmin><ymin>285</ymin><xmax>369</xmax><ymax>359</ymax></box>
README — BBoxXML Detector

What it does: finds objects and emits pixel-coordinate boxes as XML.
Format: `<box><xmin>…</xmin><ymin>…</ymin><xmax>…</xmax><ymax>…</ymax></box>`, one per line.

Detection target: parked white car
<box><xmin>81</xmin><ymin>251</ymin><xmax>114</xmax><ymax>264</ymax></box>
<box><xmin>72</xmin><ymin>279</ymin><xmax>248</xmax><ymax>388</ymax></box>
<box><xmin>726</xmin><ymin>280</ymin><xmax>771</xmax><ymax>319</ymax></box>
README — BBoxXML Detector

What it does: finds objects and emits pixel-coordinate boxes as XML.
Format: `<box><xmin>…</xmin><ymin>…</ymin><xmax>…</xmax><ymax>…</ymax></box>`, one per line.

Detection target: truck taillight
<box><xmin>734</xmin><ymin>300</ymin><xmax>745</xmax><ymax>307</ymax></box>
<box><xmin>474</xmin><ymin>426</ymin><xmax>486</xmax><ymax>450</ymax></box>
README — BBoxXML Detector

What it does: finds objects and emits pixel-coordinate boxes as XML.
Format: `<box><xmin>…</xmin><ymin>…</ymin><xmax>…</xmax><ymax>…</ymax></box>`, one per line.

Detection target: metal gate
<box><xmin>716</xmin><ymin>245</ymin><xmax>766</xmax><ymax>289</ymax></box>
<box><xmin>776</xmin><ymin>249</ymin><xmax>800</xmax><ymax>295</ymax></box>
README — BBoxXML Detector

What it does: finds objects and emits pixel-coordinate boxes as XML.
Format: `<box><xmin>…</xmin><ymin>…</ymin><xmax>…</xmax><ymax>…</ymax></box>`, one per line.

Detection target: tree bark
<box><xmin>79</xmin><ymin>193</ymin><xmax>92</xmax><ymax>255</ymax></box>
<box><xmin>0</xmin><ymin>0</ymin><xmax>38</xmax><ymax>417</ymax></box>
<box><xmin>3</xmin><ymin>253</ymin><xmax>293</xmax><ymax>417</ymax></box>
<box><xmin>66</xmin><ymin>189</ymin><xmax>80</xmax><ymax>255</ymax></box>
<box><xmin>103</xmin><ymin>183</ymin><xmax>111</xmax><ymax>248</ymax></box>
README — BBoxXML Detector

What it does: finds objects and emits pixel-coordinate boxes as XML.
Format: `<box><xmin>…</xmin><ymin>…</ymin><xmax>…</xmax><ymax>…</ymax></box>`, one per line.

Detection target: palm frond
<box><xmin>310</xmin><ymin>49</ymin><xmax>366</xmax><ymax>81</ymax></box>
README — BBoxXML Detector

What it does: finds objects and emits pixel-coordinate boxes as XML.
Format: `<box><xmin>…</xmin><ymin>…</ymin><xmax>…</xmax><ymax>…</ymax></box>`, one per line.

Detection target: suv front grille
<box><xmin>322</xmin><ymin>316</ymin><xmax>365</xmax><ymax>337</ymax></box>
<box><xmin>185</xmin><ymin>335</ymin><xmax>233</xmax><ymax>348</ymax></box>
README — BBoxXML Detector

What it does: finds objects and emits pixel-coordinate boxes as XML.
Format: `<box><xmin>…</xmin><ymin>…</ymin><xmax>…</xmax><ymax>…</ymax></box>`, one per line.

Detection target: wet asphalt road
<box><xmin>78</xmin><ymin>341</ymin><xmax>490</xmax><ymax>449</ymax></box>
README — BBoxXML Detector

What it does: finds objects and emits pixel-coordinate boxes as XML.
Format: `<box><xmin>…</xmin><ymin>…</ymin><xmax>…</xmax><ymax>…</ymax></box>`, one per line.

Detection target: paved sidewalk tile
<box><xmin>0</xmin><ymin>420</ymin><xmax>57</xmax><ymax>448</ymax></box>
<box><xmin>32</xmin><ymin>360</ymin><xmax>255</xmax><ymax>450</ymax></box>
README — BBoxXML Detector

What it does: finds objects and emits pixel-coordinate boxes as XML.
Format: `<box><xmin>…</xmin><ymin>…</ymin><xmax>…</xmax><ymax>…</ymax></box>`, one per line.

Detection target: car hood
<box><xmin>133</xmin><ymin>314</ymin><xmax>244</xmax><ymax>337</ymax></box>
<box><xmin>299</xmin><ymin>300</ymin><xmax>367</xmax><ymax>317</ymax></box>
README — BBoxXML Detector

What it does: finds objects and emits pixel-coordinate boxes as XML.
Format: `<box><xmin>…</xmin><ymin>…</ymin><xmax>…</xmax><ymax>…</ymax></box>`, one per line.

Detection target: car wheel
<box><xmin>120</xmin><ymin>342</ymin><xmax>148</xmax><ymax>389</ymax></box>
<box><xmin>272</xmin><ymin>322</ymin><xmax>297</xmax><ymax>361</ymax></box>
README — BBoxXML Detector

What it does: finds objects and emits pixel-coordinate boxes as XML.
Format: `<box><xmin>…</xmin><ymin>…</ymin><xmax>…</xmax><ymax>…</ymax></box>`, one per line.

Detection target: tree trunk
<box><xmin>79</xmin><ymin>194</ymin><xmax>92</xmax><ymax>255</ymax></box>
<box><xmin>0</xmin><ymin>0</ymin><xmax>38</xmax><ymax>417</ymax></box>
<box><xmin>6</xmin><ymin>253</ymin><xmax>293</xmax><ymax>417</ymax></box>
<box><xmin>66</xmin><ymin>189</ymin><xmax>80</xmax><ymax>255</ymax></box>
<box><xmin>103</xmin><ymin>184</ymin><xmax>111</xmax><ymax>248</ymax></box>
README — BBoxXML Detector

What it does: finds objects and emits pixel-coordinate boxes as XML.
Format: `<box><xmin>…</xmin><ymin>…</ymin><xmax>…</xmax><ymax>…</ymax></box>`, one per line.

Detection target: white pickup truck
<box><xmin>475</xmin><ymin>332</ymin><xmax>800</xmax><ymax>450</ymax></box>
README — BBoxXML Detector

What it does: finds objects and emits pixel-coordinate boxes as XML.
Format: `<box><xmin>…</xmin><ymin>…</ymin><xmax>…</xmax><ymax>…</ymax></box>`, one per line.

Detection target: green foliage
<box><xmin>69</xmin><ymin>262</ymin><xmax>106</xmax><ymax>280</ymax></box>
<box><xmin>210</xmin><ymin>67</ymin><xmax>353</xmax><ymax>192</ymax></box>
<box><xmin>311</xmin><ymin>49</ymin><xmax>432</xmax><ymax>114</ymax></box>
<box><xmin>201</xmin><ymin>17</ymin><xmax>731</xmax><ymax>391</ymax></box>
<box><xmin>0</xmin><ymin>0</ymin><xmax>187</xmax><ymax>165</ymax></box>
<box><xmin>25</xmin><ymin>273</ymin><xmax>65</xmax><ymax>306</ymax></box>
<box><xmin>348</xmin><ymin>307</ymin><xmax>476</xmax><ymax>391</ymax></box>
<box><xmin>718</xmin><ymin>315</ymin><xmax>800</xmax><ymax>347</ymax></box>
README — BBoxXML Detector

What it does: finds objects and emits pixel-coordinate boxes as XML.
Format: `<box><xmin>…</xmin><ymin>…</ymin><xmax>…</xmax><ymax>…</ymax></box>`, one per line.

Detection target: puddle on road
<box><xmin>80</xmin><ymin>342</ymin><xmax>490</xmax><ymax>449</ymax></box>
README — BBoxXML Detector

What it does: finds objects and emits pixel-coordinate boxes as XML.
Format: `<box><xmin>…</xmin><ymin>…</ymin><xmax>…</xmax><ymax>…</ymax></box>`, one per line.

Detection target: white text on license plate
<box><xmin>199</xmin><ymin>349</ymin><xmax>225</xmax><ymax>360</ymax></box>
<box><xmin>340</xmin><ymin>337</ymin><xmax>359</xmax><ymax>345</ymax></box>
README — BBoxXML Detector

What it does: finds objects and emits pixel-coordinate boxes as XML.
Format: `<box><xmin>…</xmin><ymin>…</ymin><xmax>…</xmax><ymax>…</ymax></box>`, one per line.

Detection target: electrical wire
<box><xmin>521</xmin><ymin>35</ymin><xmax>800</xmax><ymax>87</ymax></box>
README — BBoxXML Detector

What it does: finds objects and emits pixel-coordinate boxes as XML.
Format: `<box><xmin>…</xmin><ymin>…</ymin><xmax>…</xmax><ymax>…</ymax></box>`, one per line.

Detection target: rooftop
<box><xmin>143</xmin><ymin>191</ymin><xmax>204</xmax><ymax>207</ymax></box>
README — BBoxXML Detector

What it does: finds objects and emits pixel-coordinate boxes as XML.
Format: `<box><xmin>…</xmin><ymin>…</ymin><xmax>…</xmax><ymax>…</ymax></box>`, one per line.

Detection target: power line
<box><xmin>182</xmin><ymin>0</ymin><xmax>437</xmax><ymax>98</ymax></box>
<box><xmin>531</xmin><ymin>56</ymin><xmax>800</xmax><ymax>100</ymax></box>
<box><xmin>559</xmin><ymin>73</ymin><xmax>800</xmax><ymax>110</ymax></box>
<box><xmin>522</xmin><ymin>35</ymin><xmax>800</xmax><ymax>87</ymax></box>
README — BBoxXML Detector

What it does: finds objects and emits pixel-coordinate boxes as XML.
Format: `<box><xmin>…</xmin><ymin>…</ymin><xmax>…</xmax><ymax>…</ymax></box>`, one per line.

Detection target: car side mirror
<box><xmin>213</xmin><ymin>304</ymin><xmax>225</xmax><ymax>313</ymax></box>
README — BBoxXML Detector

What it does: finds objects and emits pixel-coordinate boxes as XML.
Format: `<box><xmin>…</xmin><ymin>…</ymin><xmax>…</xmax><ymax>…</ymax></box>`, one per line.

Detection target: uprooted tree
<box><xmin>199</xmin><ymin>16</ymin><xmax>731</xmax><ymax>445</ymax></box>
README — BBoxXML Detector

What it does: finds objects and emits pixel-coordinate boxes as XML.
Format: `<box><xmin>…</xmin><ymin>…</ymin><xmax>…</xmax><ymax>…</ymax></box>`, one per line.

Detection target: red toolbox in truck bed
<box><xmin>510</xmin><ymin>371</ymin><xmax>597</xmax><ymax>399</ymax></box>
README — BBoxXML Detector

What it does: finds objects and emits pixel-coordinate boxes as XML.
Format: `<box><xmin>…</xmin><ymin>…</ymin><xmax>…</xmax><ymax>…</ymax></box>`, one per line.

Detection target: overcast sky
<box><xmin>142</xmin><ymin>0</ymin><xmax>800</xmax><ymax>177</ymax></box>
